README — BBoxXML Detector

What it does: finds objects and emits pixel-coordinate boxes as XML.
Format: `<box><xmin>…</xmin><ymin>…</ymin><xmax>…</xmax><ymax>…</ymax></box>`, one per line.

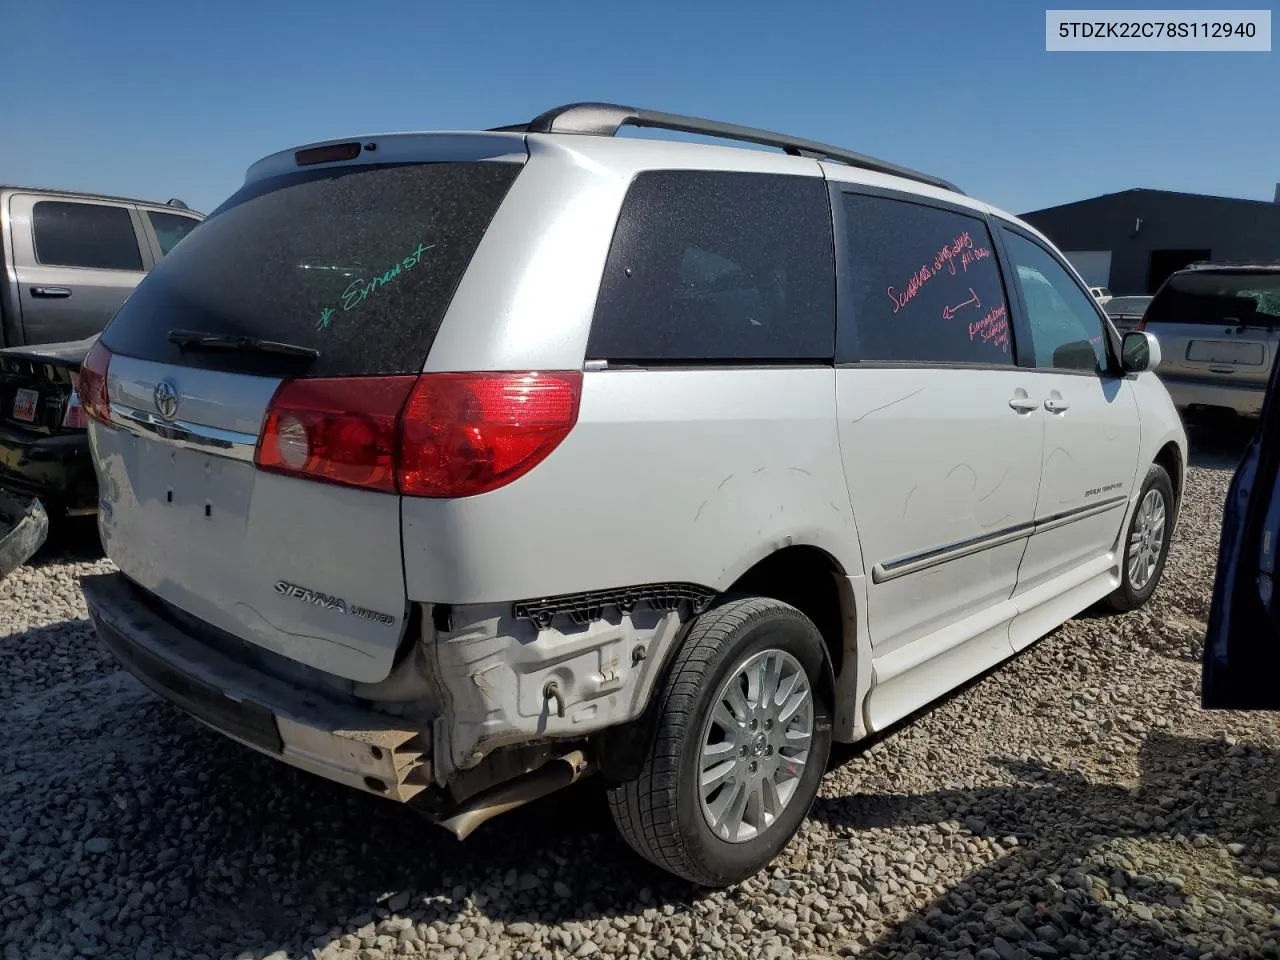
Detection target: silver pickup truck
<box><xmin>0</xmin><ymin>186</ymin><xmax>203</xmax><ymax>573</ymax></box>
<box><xmin>1</xmin><ymin>185</ymin><xmax>203</xmax><ymax>348</ymax></box>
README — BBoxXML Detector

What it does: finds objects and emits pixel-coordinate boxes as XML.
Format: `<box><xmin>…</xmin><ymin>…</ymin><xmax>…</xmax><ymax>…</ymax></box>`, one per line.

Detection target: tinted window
<box><xmin>101</xmin><ymin>162</ymin><xmax>522</xmax><ymax>378</ymax></box>
<box><xmin>148</xmin><ymin>211</ymin><xmax>200</xmax><ymax>256</ymax></box>
<box><xmin>32</xmin><ymin>201</ymin><xmax>143</xmax><ymax>271</ymax></box>
<box><xmin>1002</xmin><ymin>230</ymin><xmax>1107</xmax><ymax>373</ymax></box>
<box><xmin>588</xmin><ymin>171</ymin><xmax>834</xmax><ymax>362</ymax></box>
<box><xmin>1145</xmin><ymin>271</ymin><xmax>1280</xmax><ymax>328</ymax></box>
<box><xmin>838</xmin><ymin>193</ymin><xmax>1011</xmax><ymax>364</ymax></box>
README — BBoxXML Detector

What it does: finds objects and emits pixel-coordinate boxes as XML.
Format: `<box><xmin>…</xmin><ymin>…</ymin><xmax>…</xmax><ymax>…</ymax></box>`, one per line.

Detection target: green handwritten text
<box><xmin>315</xmin><ymin>242</ymin><xmax>435</xmax><ymax>329</ymax></box>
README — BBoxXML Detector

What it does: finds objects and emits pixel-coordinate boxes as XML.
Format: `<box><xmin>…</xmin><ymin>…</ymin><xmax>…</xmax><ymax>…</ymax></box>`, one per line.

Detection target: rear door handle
<box><xmin>1009</xmin><ymin>396</ymin><xmax>1039</xmax><ymax>413</ymax></box>
<box><xmin>1044</xmin><ymin>398</ymin><xmax>1070</xmax><ymax>413</ymax></box>
<box><xmin>30</xmin><ymin>286</ymin><xmax>72</xmax><ymax>299</ymax></box>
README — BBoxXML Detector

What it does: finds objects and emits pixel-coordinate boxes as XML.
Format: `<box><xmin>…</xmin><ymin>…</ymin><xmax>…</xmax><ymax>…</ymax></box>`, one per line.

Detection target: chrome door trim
<box><xmin>872</xmin><ymin>494</ymin><xmax>1130</xmax><ymax>584</ymax></box>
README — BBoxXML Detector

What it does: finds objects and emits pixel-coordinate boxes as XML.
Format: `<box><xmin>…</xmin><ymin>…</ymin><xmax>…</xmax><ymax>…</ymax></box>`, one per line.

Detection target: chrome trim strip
<box><xmin>109</xmin><ymin>403</ymin><xmax>259</xmax><ymax>462</ymax></box>
<box><xmin>871</xmin><ymin>494</ymin><xmax>1130</xmax><ymax>584</ymax></box>
<box><xmin>872</xmin><ymin>522</ymin><xmax>1034</xmax><ymax>584</ymax></box>
<box><xmin>1032</xmin><ymin>495</ymin><xmax>1129</xmax><ymax>534</ymax></box>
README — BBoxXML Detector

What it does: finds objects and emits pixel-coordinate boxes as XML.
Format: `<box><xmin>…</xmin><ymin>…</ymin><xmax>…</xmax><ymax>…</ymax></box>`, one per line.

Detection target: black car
<box><xmin>0</xmin><ymin>336</ymin><xmax>95</xmax><ymax>572</ymax></box>
<box><xmin>1203</xmin><ymin>344</ymin><xmax>1280</xmax><ymax>708</ymax></box>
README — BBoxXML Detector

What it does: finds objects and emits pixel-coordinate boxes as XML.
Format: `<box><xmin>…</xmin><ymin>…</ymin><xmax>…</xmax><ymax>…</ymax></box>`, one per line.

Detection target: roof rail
<box><xmin>491</xmin><ymin>101</ymin><xmax>962</xmax><ymax>195</ymax></box>
<box><xmin>1185</xmin><ymin>258</ymin><xmax>1280</xmax><ymax>270</ymax></box>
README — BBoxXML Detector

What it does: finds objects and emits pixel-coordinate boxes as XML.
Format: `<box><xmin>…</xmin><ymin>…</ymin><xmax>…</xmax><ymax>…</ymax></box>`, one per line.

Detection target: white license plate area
<box><xmin>1187</xmin><ymin>340</ymin><xmax>1265</xmax><ymax>365</ymax></box>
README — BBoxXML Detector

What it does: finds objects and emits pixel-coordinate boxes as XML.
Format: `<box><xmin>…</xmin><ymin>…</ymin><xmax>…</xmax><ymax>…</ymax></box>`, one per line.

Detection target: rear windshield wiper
<box><xmin>167</xmin><ymin>329</ymin><xmax>320</xmax><ymax>360</ymax></box>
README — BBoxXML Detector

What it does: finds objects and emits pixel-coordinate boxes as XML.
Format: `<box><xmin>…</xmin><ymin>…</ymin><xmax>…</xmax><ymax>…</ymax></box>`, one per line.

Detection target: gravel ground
<box><xmin>3</xmin><ymin>432</ymin><xmax>1279</xmax><ymax>960</ymax></box>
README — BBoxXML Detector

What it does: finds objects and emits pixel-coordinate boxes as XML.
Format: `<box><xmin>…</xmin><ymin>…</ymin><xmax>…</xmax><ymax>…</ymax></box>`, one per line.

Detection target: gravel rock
<box><xmin>3</xmin><ymin>436</ymin><xmax>1278</xmax><ymax>960</ymax></box>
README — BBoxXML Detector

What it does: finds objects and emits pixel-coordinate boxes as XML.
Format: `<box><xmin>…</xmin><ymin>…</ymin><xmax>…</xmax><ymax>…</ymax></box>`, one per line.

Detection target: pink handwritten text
<box><xmin>942</xmin><ymin>287</ymin><xmax>981</xmax><ymax>320</ymax></box>
<box><xmin>887</xmin><ymin>231</ymin><xmax>981</xmax><ymax>314</ymax></box>
<box><xmin>969</xmin><ymin>304</ymin><xmax>1010</xmax><ymax>351</ymax></box>
<box><xmin>960</xmin><ymin>246</ymin><xmax>991</xmax><ymax>272</ymax></box>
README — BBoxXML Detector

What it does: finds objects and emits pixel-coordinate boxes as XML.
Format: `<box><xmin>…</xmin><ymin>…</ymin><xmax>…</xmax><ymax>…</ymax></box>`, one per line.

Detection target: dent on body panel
<box><xmin>896</xmin><ymin>446</ymin><xmax>1015</xmax><ymax>541</ymax></box>
<box><xmin>841</xmin><ymin>378</ymin><xmax>1016</xmax><ymax>538</ymax></box>
<box><xmin>690</xmin><ymin>461</ymin><xmax>861</xmax><ymax>585</ymax></box>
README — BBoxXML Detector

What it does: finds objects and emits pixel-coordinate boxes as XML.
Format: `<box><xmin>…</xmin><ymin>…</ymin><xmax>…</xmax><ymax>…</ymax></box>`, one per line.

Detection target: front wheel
<box><xmin>1104</xmin><ymin>463</ymin><xmax>1175</xmax><ymax>612</ymax></box>
<box><xmin>606</xmin><ymin>596</ymin><xmax>833</xmax><ymax>887</ymax></box>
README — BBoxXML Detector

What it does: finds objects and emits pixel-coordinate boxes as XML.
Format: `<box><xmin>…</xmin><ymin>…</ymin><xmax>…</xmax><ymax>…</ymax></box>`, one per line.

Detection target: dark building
<box><xmin>1021</xmin><ymin>186</ymin><xmax>1280</xmax><ymax>295</ymax></box>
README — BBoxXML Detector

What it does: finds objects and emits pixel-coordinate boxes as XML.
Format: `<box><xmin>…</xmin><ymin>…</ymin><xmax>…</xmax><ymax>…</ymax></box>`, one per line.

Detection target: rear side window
<box><xmin>32</xmin><ymin>201</ymin><xmax>143</xmax><ymax>271</ymax></box>
<box><xmin>147</xmin><ymin>211</ymin><xmax>201</xmax><ymax>256</ymax></box>
<box><xmin>101</xmin><ymin>162</ymin><xmax>522</xmax><ymax>378</ymax></box>
<box><xmin>1146</xmin><ymin>271</ymin><xmax>1280</xmax><ymax>328</ymax></box>
<box><xmin>838</xmin><ymin>193</ymin><xmax>1011</xmax><ymax>364</ymax></box>
<box><xmin>588</xmin><ymin>171</ymin><xmax>834</xmax><ymax>363</ymax></box>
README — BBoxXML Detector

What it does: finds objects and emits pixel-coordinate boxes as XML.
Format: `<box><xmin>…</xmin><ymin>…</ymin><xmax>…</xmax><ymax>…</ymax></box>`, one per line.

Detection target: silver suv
<box><xmin>80</xmin><ymin>103</ymin><xmax>1186</xmax><ymax>886</ymax></box>
<box><xmin>1140</xmin><ymin>260</ymin><xmax>1280</xmax><ymax>419</ymax></box>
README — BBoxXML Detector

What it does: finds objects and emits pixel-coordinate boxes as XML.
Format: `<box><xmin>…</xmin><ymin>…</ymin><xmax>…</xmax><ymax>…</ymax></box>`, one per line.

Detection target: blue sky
<box><xmin>3</xmin><ymin>0</ymin><xmax>1276</xmax><ymax>216</ymax></box>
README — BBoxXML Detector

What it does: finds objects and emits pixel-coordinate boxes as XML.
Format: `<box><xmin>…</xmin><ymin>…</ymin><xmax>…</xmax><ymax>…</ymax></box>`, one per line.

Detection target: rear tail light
<box><xmin>78</xmin><ymin>341</ymin><xmax>112</xmax><ymax>424</ymax></box>
<box><xmin>62</xmin><ymin>390</ymin><xmax>87</xmax><ymax>429</ymax></box>
<box><xmin>398</xmin><ymin>372</ymin><xmax>583</xmax><ymax>497</ymax></box>
<box><xmin>254</xmin><ymin>371</ymin><xmax>582</xmax><ymax>498</ymax></box>
<box><xmin>257</xmin><ymin>377</ymin><xmax>417</xmax><ymax>493</ymax></box>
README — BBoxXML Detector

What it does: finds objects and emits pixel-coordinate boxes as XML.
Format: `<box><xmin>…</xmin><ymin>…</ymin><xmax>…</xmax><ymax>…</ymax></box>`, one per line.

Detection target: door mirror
<box><xmin>1121</xmin><ymin>331</ymin><xmax>1161</xmax><ymax>373</ymax></box>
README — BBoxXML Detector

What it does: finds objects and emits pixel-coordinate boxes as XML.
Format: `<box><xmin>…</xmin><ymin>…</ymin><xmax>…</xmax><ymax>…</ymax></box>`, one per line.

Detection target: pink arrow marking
<box><xmin>943</xmin><ymin>287</ymin><xmax>981</xmax><ymax>320</ymax></box>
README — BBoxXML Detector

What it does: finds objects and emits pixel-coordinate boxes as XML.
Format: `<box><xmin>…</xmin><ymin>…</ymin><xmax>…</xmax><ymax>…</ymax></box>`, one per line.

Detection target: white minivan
<box><xmin>77</xmin><ymin>102</ymin><xmax>1186</xmax><ymax>887</ymax></box>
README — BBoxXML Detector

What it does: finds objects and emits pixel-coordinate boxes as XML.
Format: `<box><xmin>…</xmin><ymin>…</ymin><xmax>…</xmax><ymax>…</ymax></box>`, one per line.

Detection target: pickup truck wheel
<box><xmin>1104</xmin><ymin>463</ymin><xmax>1175</xmax><ymax>612</ymax></box>
<box><xmin>606</xmin><ymin>596</ymin><xmax>832</xmax><ymax>887</ymax></box>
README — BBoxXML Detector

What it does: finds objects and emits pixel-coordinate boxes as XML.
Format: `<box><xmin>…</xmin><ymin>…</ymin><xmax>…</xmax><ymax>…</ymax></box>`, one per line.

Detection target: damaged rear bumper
<box><xmin>80</xmin><ymin>572</ymin><xmax>432</xmax><ymax>802</ymax></box>
<box><xmin>0</xmin><ymin>492</ymin><xmax>48</xmax><ymax>577</ymax></box>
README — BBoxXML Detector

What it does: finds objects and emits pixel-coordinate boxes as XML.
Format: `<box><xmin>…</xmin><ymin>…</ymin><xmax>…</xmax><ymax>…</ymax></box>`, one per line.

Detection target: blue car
<box><xmin>1204</xmin><ymin>349</ymin><xmax>1280</xmax><ymax>709</ymax></box>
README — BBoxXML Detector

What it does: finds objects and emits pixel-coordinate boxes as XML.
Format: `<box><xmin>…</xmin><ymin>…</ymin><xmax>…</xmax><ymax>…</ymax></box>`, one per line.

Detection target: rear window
<box><xmin>587</xmin><ymin>170</ymin><xmax>835</xmax><ymax>364</ymax></box>
<box><xmin>1145</xmin><ymin>272</ymin><xmax>1280</xmax><ymax>328</ymax></box>
<box><xmin>101</xmin><ymin>161</ymin><xmax>522</xmax><ymax>377</ymax></box>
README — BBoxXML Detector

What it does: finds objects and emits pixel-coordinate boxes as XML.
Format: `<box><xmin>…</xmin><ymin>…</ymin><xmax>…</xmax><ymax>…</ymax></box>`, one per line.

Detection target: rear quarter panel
<box><xmin>405</xmin><ymin>137</ymin><xmax>864</xmax><ymax>602</ymax></box>
<box><xmin>401</xmin><ymin>367</ymin><xmax>863</xmax><ymax>604</ymax></box>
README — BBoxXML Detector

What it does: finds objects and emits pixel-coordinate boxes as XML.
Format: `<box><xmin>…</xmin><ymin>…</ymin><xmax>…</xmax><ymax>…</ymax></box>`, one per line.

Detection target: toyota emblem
<box><xmin>154</xmin><ymin>380</ymin><xmax>179</xmax><ymax>420</ymax></box>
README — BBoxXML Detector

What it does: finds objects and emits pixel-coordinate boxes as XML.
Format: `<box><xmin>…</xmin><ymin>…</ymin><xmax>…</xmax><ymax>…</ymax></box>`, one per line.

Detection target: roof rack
<box><xmin>1185</xmin><ymin>259</ymin><xmax>1280</xmax><ymax>270</ymax></box>
<box><xmin>490</xmin><ymin>101</ymin><xmax>962</xmax><ymax>195</ymax></box>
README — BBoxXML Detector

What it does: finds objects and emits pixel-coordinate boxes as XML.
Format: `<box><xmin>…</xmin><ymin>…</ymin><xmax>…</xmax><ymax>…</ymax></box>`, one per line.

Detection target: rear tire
<box><xmin>606</xmin><ymin>596</ymin><xmax>832</xmax><ymax>887</ymax></box>
<box><xmin>1104</xmin><ymin>463</ymin><xmax>1175</xmax><ymax>612</ymax></box>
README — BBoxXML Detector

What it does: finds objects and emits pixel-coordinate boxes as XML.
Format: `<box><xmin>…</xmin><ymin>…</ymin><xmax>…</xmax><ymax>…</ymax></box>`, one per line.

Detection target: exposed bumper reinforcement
<box><xmin>81</xmin><ymin>572</ymin><xmax>432</xmax><ymax>802</ymax></box>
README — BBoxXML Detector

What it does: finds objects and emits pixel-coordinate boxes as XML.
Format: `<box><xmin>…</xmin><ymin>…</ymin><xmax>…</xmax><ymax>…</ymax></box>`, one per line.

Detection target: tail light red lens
<box><xmin>256</xmin><ymin>376</ymin><xmax>417</xmax><ymax>493</ymax></box>
<box><xmin>399</xmin><ymin>372</ymin><xmax>583</xmax><ymax>498</ymax></box>
<box><xmin>254</xmin><ymin>371</ymin><xmax>582</xmax><ymax>498</ymax></box>
<box><xmin>78</xmin><ymin>340</ymin><xmax>113</xmax><ymax>424</ymax></box>
<box><xmin>62</xmin><ymin>391</ymin><xmax>87</xmax><ymax>429</ymax></box>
